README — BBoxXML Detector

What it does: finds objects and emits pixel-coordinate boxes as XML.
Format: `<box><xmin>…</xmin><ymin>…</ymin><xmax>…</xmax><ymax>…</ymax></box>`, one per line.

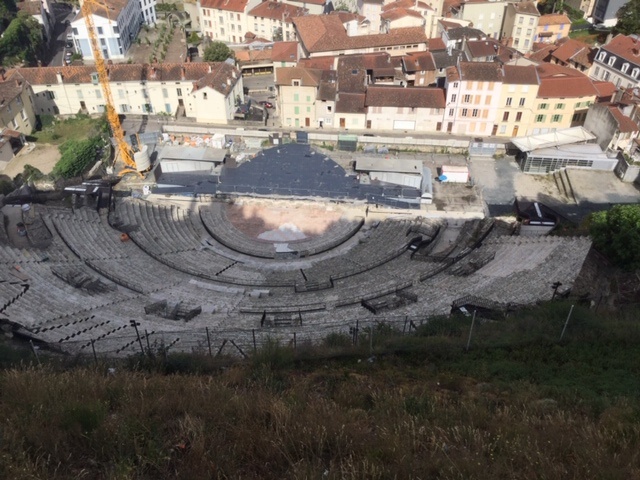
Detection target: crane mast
<box><xmin>81</xmin><ymin>0</ymin><xmax>142</xmax><ymax>177</ymax></box>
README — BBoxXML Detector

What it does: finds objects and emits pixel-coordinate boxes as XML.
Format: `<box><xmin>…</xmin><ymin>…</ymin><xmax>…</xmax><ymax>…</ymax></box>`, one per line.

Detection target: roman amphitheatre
<box><xmin>0</xmin><ymin>143</ymin><xmax>592</xmax><ymax>358</ymax></box>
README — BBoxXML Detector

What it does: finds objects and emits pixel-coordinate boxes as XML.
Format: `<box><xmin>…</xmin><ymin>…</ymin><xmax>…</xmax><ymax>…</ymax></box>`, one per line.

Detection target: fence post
<box><xmin>560</xmin><ymin>304</ymin><xmax>575</xmax><ymax>341</ymax></box>
<box><xmin>130</xmin><ymin>320</ymin><xmax>145</xmax><ymax>356</ymax></box>
<box><xmin>465</xmin><ymin>310</ymin><xmax>477</xmax><ymax>352</ymax></box>
<box><xmin>206</xmin><ymin>327</ymin><xmax>212</xmax><ymax>357</ymax></box>
<box><xmin>91</xmin><ymin>339</ymin><xmax>98</xmax><ymax>366</ymax></box>
<box><xmin>29</xmin><ymin>340</ymin><xmax>41</xmax><ymax>366</ymax></box>
<box><xmin>252</xmin><ymin>329</ymin><xmax>257</xmax><ymax>354</ymax></box>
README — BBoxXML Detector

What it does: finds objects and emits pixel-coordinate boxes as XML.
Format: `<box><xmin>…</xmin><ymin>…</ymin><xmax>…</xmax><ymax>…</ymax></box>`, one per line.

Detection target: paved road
<box><xmin>47</xmin><ymin>3</ymin><xmax>75</xmax><ymax>67</ymax></box>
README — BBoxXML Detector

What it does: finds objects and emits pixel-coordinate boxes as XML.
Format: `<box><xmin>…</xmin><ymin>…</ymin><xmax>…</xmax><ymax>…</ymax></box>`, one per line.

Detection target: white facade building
<box><xmin>71</xmin><ymin>0</ymin><xmax>142</xmax><ymax>61</ymax></box>
<box><xmin>139</xmin><ymin>0</ymin><xmax>157</xmax><ymax>24</ymax></box>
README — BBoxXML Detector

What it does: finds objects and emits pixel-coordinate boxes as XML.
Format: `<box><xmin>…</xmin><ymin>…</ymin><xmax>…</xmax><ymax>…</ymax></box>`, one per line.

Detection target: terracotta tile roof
<box><xmin>286</xmin><ymin>0</ymin><xmax>326</xmax><ymax>5</ymax></box>
<box><xmin>536</xmin><ymin>63</ymin><xmax>597</xmax><ymax>98</ymax></box>
<box><xmin>537</xmin><ymin>13</ymin><xmax>571</xmax><ymax>26</ymax></box>
<box><xmin>233</xmin><ymin>48</ymin><xmax>273</xmax><ymax>63</ymax></box>
<box><xmin>365</xmin><ymin>85</ymin><xmax>445</xmax><ymax>108</ymax></box>
<box><xmin>8</xmin><ymin>63</ymin><xmax>239</xmax><ymax>92</ymax></box>
<box><xmin>466</xmin><ymin>39</ymin><xmax>501</xmax><ymax>58</ymax></box>
<box><xmin>293</xmin><ymin>15</ymin><xmax>427</xmax><ymax>53</ymax></box>
<box><xmin>592</xmin><ymin>80</ymin><xmax>617</xmax><ymax>100</ymax></box>
<box><xmin>382</xmin><ymin>0</ymin><xmax>433</xmax><ymax>11</ymax></box>
<box><xmin>16</xmin><ymin>1</ymin><xmax>42</xmax><ymax>16</ymax></box>
<box><xmin>512</xmin><ymin>1</ymin><xmax>539</xmax><ymax>16</ymax></box>
<box><xmin>445</xmin><ymin>26</ymin><xmax>487</xmax><ymax>41</ymax></box>
<box><xmin>503</xmin><ymin>65</ymin><xmax>539</xmax><ymax>84</ymax></box>
<box><xmin>248</xmin><ymin>1</ymin><xmax>305</xmax><ymax>22</ymax></box>
<box><xmin>446</xmin><ymin>65</ymin><xmax>460</xmax><ymax>82</ymax></box>
<box><xmin>427</xmin><ymin>37</ymin><xmax>446</xmax><ymax>51</ymax></box>
<box><xmin>0</xmin><ymin>75</ymin><xmax>28</xmax><ymax>107</ymax></box>
<box><xmin>271</xmin><ymin>41</ymin><xmax>299</xmax><ymax>62</ymax></box>
<box><xmin>458</xmin><ymin>62</ymin><xmax>503</xmax><ymax>82</ymax></box>
<box><xmin>337</xmin><ymin>56</ymin><xmax>367</xmax><ymax>93</ymax></box>
<box><xmin>528</xmin><ymin>43</ymin><xmax>556</xmax><ymax>62</ymax></box>
<box><xmin>275</xmin><ymin>66</ymin><xmax>323</xmax><ymax>87</ymax></box>
<box><xmin>201</xmin><ymin>0</ymin><xmax>250</xmax><ymax>13</ymax></box>
<box><xmin>600</xmin><ymin>34</ymin><xmax>640</xmax><ymax>64</ymax></box>
<box><xmin>317</xmin><ymin>71</ymin><xmax>337</xmax><ymax>101</ymax></box>
<box><xmin>193</xmin><ymin>62</ymin><xmax>242</xmax><ymax>95</ymax></box>
<box><xmin>432</xmin><ymin>49</ymin><xmax>465</xmax><ymax>69</ymax></box>
<box><xmin>402</xmin><ymin>51</ymin><xmax>436</xmax><ymax>72</ymax></box>
<box><xmin>551</xmin><ymin>38</ymin><xmax>594</xmax><ymax>68</ymax></box>
<box><xmin>298</xmin><ymin>57</ymin><xmax>335</xmax><ymax>70</ymax></box>
<box><xmin>608</xmin><ymin>104</ymin><xmax>640</xmax><ymax>133</ymax></box>
<box><xmin>335</xmin><ymin>92</ymin><xmax>366</xmax><ymax>113</ymax></box>
<box><xmin>381</xmin><ymin>8</ymin><xmax>425</xmax><ymax>21</ymax></box>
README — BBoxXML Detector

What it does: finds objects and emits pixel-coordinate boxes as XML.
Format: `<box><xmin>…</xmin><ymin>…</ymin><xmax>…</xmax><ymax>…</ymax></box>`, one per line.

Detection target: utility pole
<box><xmin>130</xmin><ymin>320</ymin><xmax>145</xmax><ymax>355</ymax></box>
<box><xmin>466</xmin><ymin>310</ymin><xmax>477</xmax><ymax>351</ymax></box>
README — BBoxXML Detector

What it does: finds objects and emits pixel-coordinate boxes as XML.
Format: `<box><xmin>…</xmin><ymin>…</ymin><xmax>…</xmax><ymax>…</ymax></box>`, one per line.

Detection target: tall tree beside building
<box><xmin>589</xmin><ymin>205</ymin><xmax>640</xmax><ymax>270</ymax></box>
<box><xmin>615</xmin><ymin>0</ymin><xmax>640</xmax><ymax>35</ymax></box>
<box><xmin>203</xmin><ymin>42</ymin><xmax>235</xmax><ymax>62</ymax></box>
<box><xmin>0</xmin><ymin>12</ymin><xmax>44</xmax><ymax>66</ymax></box>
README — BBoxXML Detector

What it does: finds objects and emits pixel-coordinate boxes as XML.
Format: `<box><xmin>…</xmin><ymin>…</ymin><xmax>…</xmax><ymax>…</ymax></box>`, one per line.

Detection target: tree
<box><xmin>203</xmin><ymin>41</ymin><xmax>234</xmax><ymax>62</ymax></box>
<box><xmin>589</xmin><ymin>205</ymin><xmax>640</xmax><ymax>270</ymax></box>
<box><xmin>615</xmin><ymin>0</ymin><xmax>640</xmax><ymax>35</ymax></box>
<box><xmin>187</xmin><ymin>31</ymin><xmax>201</xmax><ymax>44</ymax></box>
<box><xmin>0</xmin><ymin>12</ymin><xmax>44</xmax><ymax>66</ymax></box>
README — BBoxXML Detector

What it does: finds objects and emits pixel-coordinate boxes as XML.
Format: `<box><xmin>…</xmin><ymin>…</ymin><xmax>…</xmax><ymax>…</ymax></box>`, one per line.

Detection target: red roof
<box><xmin>271</xmin><ymin>42</ymin><xmax>298</xmax><ymax>62</ymax></box>
<box><xmin>536</xmin><ymin>64</ymin><xmax>598</xmax><ymax>98</ymax></box>
<box><xmin>200</xmin><ymin>0</ymin><xmax>250</xmax><ymax>13</ymax></box>
<box><xmin>608</xmin><ymin>105</ymin><xmax>640</xmax><ymax>133</ymax></box>
<box><xmin>248</xmin><ymin>1</ymin><xmax>305</xmax><ymax>22</ymax></box>
<box><xmin>537</xmin><ymin>13</ymin><xmax>571</xmax><ymax>26</ymax></box>
<box><xmin>601</xmin><ymin>34</ymin><xmax>640</xmax><ymax>64</ymax></box>
<box><xmin>592</xmin><ymin>80</ymin><xmax>617</xmax><ymax>100</ymax></box>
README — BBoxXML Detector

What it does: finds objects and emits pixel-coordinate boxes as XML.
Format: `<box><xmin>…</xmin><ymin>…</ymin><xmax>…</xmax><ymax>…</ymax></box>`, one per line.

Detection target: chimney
<box><xmin>150</xmin><ymin>66</ymin><xmax>157</xmax><ymax>78</ymax></box>
<box><xmin>181</xmin><ymin>66</ymin><xmax>186</xmax><ymax>80</ymax></box>
<box><xmin>232</xmin><ymin>69</ymin><xmax>237</xmax><ymax>79</ymax></box>
<box><xmin>56</xmin><ymin>71</ymin><xmax>63</xmax><ymax>84</ymax></box>
<box><xmin>227</xmin><ymin>78</ymin><xmax>231</xmax><ymax>86</ymax></box>
<box><xmin>208</xmin><ymin>64</ymin><xmax>213</xmax><ymax>73</ymax></box>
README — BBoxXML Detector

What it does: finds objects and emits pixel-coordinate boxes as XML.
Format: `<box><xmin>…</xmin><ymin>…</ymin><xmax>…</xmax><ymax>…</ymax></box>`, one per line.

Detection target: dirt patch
<box><xmin>1</xmin><ymin>145</ymin><xmax>60</xmax><ymax>178</ymax></box>
<box><xmin>225</xmin><ymin>202</ymin><xmax>344</xmax><ymax>241</ymax></box>
<box><xmin>127</xmin><ymin>23</ymin><xmax>186</xmax><ymax>65</ymax></box>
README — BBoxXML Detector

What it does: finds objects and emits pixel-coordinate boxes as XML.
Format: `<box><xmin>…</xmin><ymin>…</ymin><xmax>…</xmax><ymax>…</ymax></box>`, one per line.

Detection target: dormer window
<box><xmin>608</xmin><ymin>56</ymin><xmax>616</xmax><ymax>66</ymax></box>
<box><xmin>292</xmin><ymin>80</ymin><xmax>300</xmax><ymax>86</ymax></box>
<box><xmin>598</xmin><ymin>52</ymin><xmax>606</xmax><ymax>61</ymax></box>
<box><xmin>91</xmin><ymin>73</ymin><xmax>99</xmax><ymax>85</ymax></box>
<box><xmin>621</xmin><ymin>63</ymin><xmax>630</xmax><ymax>74</ymax></box>
<box><xmin>632</xmin><ymin>68</ymin><xmax>640</xmax><ymax>79</ymax></box>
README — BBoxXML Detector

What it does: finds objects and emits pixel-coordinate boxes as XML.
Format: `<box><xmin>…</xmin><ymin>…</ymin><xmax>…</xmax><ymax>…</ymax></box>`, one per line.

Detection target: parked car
<box><xmin>65</xmin><ymin>40</ymin><xmax>73</xmax><ymax>49</ymax></box>
<box><xmin>64</xmin><ymin>51</ymin><xmax>73</xmax><ymax>65</ymax></box>
<box><xmin>259</xmin><ymin>101</ymin><xmax>273</xmax><ymax>109</ymax></box>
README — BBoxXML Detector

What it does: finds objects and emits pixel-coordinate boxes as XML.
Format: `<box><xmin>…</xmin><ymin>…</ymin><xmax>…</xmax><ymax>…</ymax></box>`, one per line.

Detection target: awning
<box><xmin>510</xmin><ymin>127</ymin><xmax>596</xmax><ymax>152</ymax></box>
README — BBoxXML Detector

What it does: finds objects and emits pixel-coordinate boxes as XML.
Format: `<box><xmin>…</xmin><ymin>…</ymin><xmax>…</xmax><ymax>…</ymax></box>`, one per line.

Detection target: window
<box><xmin>462</xmin><ymin>108</ymin><xmax>468</xmax><ymax>117</ymax></box>
<box><xmin>72</xmin><ymin>27</ymin><xmax>78</xmax><ymax>35</ymax></box>
<box><xmin>203</xmin><ymin>92</ymin><xmax>207</xmax><ymax>99</ymax></box>
<box><xmin>453</xmin><ymin>82</ymin><xmax>458</xmax><ymax>88</ymax></box>
<box><xmin>113</xmin><ymin>25</ymin><xmax>119</xmax><ymax>34</ymax></box>
<box><xmin>524</xmin><ymin>39</ymin><xmax>530</xmax><ymax>48</ymax></box>
<box><xmin>551</xmin><ymin>114</ymin><xmax>562</xmax><ymax>122</ymax></box>
<box><xmin>506</xmin><ymin>97</ymin><xmax>512</xmax><ymax>106</ymax></box>
<box><xmin>519</xmin><ymin>98</ymin><xmax>525</xmax><ymax>106</ymax></box>
<box><xmin>632</xmin><ymin>68</ymin><xmax>640</xmax><ymax>79</ymax></box>
<box><xmin>97</xmin><ymin>26</ymin><xmax>103</xmax><ymax>35</ymax></box>
<box><xmin>608</xmin><ymin>56</ymin><xmax>616</xmax><ymax>66</ymax></box>
<box><xmin>516</xmin><ymin>27</ymin><xmax>522</xmax><ymax>35</ymax></box>
<box><xmin>21</xmin><ymin>109</ymin><xmax>27</xmax><ymax>120</ymax></box>
<box><xmin>519</xmin><ymin>17</ymin><xmax>524</xmax><ymax>24</ymax></box>
<box><xmin>95</xmin><ymin>89</ymin><xmax>102</xmax><ymax>99</ymax></box>
<box><xmin>503</xmin><ymin>111</ymin><xmax>509</xmax><ymax>121</ymax></box>
<box><xmin>485</xmin><ymin>95</ymin><xmax>492</xmax><ymax>105</ymax></box>
<box><xmin>162</xmin><ymin>88</ymin><xmax>168</xmax><ymax>98</ymax></box>
<box><xmin>117</xmin><ymin>89</ymin><xmax>124</xmax><ymax>99</ymax></box>
<box><xmin>463</xmin><ymin>94</ymin><xmax>471</xmax><ymax>103</ymax></box>
<box><xmin>526</xmin><ymin>29</ymin><xmax>532</xmax><ymax>36</ymax></box>
<box><xmin>529</xmin><ymin>17</ymin><xmax>534</xmax><ymax>25</ymax></box>
<box><xmin>604</xmin><ymin>71</ymin><xmax>610</xmax><ymax>81</ymax></box>
<box><xmin>293</xmin><ymin>93</ymin><xmax>299</xmax><ymax>101</ymax></box>
<box><xmin>499</xmin><ymin>125</ymin><xmax>507</xmax><ymax>134</ymax></box>
<box><xmin>306</xmin><ymin>95</ymin><xmax>311</xmax><ymax>102</ymax></box>
<box><xmin>555</xmin><ymin>103</ymin><xmax>564</xmax><ymax>109</ymax></box>
<box><xmin>621</xmin><ymin>63</ymin><xmax>630</xmax><ymax>74</ymax></box>
<box><xmin>536</xmin><ymin>114</ymin><xmax>545</xmax><ymax>122</ymax></box>
<box><xmin>327</xmin><ymin>105</ymin><xmax>332</xmax><ymax>113</ymax></box>
<box><xmin>472</xmin><ymin>109</ymin><xmax>479</xmax><ymax>117</ymax></box>
<box><xmin>516</xmin><ymin>112</ymin><xmax>522</xmax><ymax>121</ymax></box>
<box><xmin>449</xmin><ymin>108</ymin><xmax>454</xmax><ymax>116</ymax></box>
<box><xmin>293</xmin><ymin>80</ymin><xmax>300</xmax><ymax>86</ymax></box>
<box><xmin>78</xmin><ymin>90</ymin><xmax>84</xmax><ymax>99</ymax></box>
<box><xmin>539</xmin><ymin>103</ymin><xmax>548</xmax><ymax>110</ymax></box>
<box><xmin>294</xmin><ymin>106</ymin><xmax>299</xmax><ymax>114</ymax></box>
<box><xmin>451</xmin><ymin>94</ymin><xmax>457</xmax><ymax>102</ymax></box>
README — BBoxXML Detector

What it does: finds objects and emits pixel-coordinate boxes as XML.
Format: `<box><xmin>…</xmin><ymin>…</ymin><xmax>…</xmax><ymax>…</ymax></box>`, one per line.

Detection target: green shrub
<box><xmin>53</xmin><ymin>136</ymin><xmax>103</xmax><ymax>178</ymax></box>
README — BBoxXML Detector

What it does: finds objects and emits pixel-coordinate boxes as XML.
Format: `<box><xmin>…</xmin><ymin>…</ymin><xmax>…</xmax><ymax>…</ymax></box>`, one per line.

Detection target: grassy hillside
<box><xmin>1</xmin><ymin>302</ymin><xmax>639</xmax><ymax>479</ymax></box>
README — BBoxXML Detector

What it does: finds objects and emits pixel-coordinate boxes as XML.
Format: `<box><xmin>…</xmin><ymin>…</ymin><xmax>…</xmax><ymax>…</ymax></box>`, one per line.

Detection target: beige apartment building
<box><xmin>12</xmin><ymin>63</ymin><xmax>243</xmax><ymax>125</ymax></box>
<box><xmin>0</xmin><ymin>74</ymin><xmax>38</xmax><ymax>135</ymax></box>
<box><xmin>495</xmin><ymin>65</ymin><xmax>540</xmax><ymax>137</ymax></box>
<box><xmin>276</xmin><ymin>67</ymin><xmax>322</xmax><ymax>128</ymax></box>
<box><xmin>501</xmin><ymin>2</ymin><xmax>539</xmax><ymax>54</ymax></box>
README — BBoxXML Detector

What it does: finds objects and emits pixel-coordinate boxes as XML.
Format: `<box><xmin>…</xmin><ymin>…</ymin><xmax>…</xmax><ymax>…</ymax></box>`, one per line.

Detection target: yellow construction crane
<box><xmin>81</xmin><ymin>0</ymin><xmax>143</xmax><ymax>177</ymax></box>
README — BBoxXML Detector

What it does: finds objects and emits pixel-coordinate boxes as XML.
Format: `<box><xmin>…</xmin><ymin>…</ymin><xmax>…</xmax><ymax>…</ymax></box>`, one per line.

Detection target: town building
<box><xmin>140</xmin><ymin>0</ymin><xmax>157</xmax><ymax>24</ymax></box>
<box><xmin>293</xmin><ymin>13</ymin><xmax>428</xmax><ymax>58</ymax></box>
<box><xmin>247</xmin><ymin>1</ymin><xmax>305</xmax><ymax>42</ymax></box>
<box><xmin>535</xmin><ymin>13</ymin><xmax>571</xmax><ymax>44</ymax></box>
<box><xmin>199</xmin><ymin>0</ymin><xmax>261</xmax><ymax>44</ymax></box>
<box><xmin>10</xmin><ymin>62</ymin><xmax>243</xmax><ymax>124</ymax></box>
<box><xmin>501</xmin><ymin>1</ymin><xmax>539</xmax><ymax>54</ymax></box>
<box><xmin>365</xmin><ymin>85</ymin><xmax>445</xmax><ymax>131</ymax></box>
<box><xmin>584</xmin><ymin>89</ymin><xmax>640</xmax><ymax>153</ymax></box>
<box><xmin>589</xmin><ymin>34</ymin><xmax>640</xmax><ymax>90</ymax></box>
<box><xmin>0</xmin><ymin>73</ymin><xmax>37</xmax><ymax>136</ymax></box>
<box><xmin>454</xmin><ymin>0</ymin><xmax>506</xmax><ymax>40</ymax></box>
<box><xmin>17</xmin><ymin>0</ymin><xmax>55</xmax><ymax>46</ymax></box>
<box><xmin>70</xmin><ymin>0</ymin><xmax>142</xmax><ymax>61</ymax></box>
<box><xmin>495</xmin><ymin>65</ymin><xmax>540</xmax><ymax>137</ymax></box>
<box><xmin>592</xmin><ymin>0</ymin><xmax>627</xmax><ymax>27</ymax></box>
<box><xmin>275</xmin><ymin>66</ymin><xmax>323</xmax><ymax>128</ymax></box>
